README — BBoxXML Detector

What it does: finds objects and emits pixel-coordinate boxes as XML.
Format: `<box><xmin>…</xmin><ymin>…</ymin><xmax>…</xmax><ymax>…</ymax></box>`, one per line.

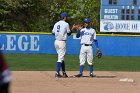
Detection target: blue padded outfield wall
<box><xmin>0</xmin><ymin>33</ymin><xmax>140</xmax><ymax>56</ymax></box>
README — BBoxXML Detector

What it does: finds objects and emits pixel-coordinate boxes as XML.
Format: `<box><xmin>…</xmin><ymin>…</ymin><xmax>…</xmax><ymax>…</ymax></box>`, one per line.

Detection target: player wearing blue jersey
<box><xmin>75</xmin><ymin>18</ymin><xmax>101</xmax><ymax>77</ymax></box>
<box><xmin>52</xmin><ymin>12</ymin><xmax>76</xmax><ymax>78</ymax></box>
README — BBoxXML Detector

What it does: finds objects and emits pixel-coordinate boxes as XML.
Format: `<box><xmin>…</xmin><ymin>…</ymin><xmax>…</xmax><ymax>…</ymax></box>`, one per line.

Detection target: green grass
<box><xmin>4</xmin><ymin>54</ymin><xmax>140</xmax><ymax>71</ymax></box>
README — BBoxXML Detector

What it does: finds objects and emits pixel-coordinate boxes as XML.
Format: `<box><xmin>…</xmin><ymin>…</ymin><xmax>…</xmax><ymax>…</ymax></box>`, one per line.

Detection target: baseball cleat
<box><xmin>55</xmin><ymin>73</ymin><xmax>62</xmax><ymax>78</ymax></box>
<box><xmin>74</xmin><ymin>74</ymin><xmax>83</xmax><ymax>77</ymax></box>
<box><xmin>63</xmin><ymin>72</ymin><xmax>68</xmax><ymax>78</ymax></box>
<box><xmin>89</xmin><ymin>73</ymin><xmax>96</xmax><ymax>77</ymax></box>
<box><xmin>89</xmin><ymin>73</ymin><xmax>94</xmax><ymax>77</ymax></box>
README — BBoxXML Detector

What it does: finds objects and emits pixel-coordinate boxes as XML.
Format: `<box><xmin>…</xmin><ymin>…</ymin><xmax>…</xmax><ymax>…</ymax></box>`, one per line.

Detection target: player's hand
<box><xmin>77</xmin><ymin>24</ymin><xmax>83</xmax><ymax>30</ymax></box>
<box><xmin>71</xmin><ymin>24</ymin><xmax>78</xmax><ymax>30</ymax></box>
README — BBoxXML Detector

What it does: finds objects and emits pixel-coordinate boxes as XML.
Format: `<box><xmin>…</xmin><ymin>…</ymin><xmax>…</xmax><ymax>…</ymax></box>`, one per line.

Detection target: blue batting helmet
<box><xmin>61</xmin><ymin>12</ymin><xmax>69</xmax><ymax>17</ymax></box>
<box><xmin>84</xmin><ymin>18</ymin><xmax>91</xmax><ymax>23</ymax></box>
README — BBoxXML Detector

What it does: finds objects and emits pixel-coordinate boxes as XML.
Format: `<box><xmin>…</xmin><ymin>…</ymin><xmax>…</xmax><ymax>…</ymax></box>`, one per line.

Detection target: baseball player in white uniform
<box><xmin>75</xmin><ymin>18</ymin><xmax>101</xmax><ymax>77</ymax></box>
<box><xmin>52</xmin><ymin>12</ymin><xmax>76</xmax><ymax>78</ymax></box>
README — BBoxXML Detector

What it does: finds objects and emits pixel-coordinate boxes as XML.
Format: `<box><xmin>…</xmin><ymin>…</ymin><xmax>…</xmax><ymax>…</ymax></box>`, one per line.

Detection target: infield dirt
<box><xmin>11</xmin><ymin>71</ymin><xmax>140</xmax><ymax>93</ymax></box>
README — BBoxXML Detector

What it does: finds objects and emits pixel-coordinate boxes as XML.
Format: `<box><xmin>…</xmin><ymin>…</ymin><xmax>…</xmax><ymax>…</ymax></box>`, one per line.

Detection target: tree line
<box><xmin>0</xmin><ymin>0</ymin><xmax>100</xmax><ymax>32</ymax></box>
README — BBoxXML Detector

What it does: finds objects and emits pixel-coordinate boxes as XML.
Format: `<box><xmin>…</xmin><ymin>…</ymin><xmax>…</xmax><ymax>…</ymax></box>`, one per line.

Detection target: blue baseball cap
<box><xmin>84</xmin><ymin>18</ymin><xmax>91</xmax><ymax>23</ymax></box>
<box><xmin>61</xmin><ymin>12</ymin><xmax>69</xmax><ymax>17</ymax></box>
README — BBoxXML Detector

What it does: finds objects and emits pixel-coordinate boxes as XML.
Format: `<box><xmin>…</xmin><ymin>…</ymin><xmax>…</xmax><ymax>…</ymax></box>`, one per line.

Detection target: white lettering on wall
<box><xmin>104</xmin><ymin>9</ymin><xmax>118</xmax><ymax>14</ymax></box>
<box><xmin>0</xmin><ymin>44</ymin><xmax>4</xmax><ymax>50</ymax></box>
<box><xmin>1</xmin><ymin>35</ymin><xmax>40</xmax><ymax>52</ymax></box>
<box><xmin>0</xmin><ymin>35</ymin><xmax>4</xmax><ymax>50</ymax></box>
<box><xmin>18</xmin><ymin>35</ymin><xmax>29</xmax><ymax>51</ymax></box>
<box><xmin>6</xmin><ymin>35</ymin><xmax>16</xmax><ymax>50</ymax></box>
<box><xmin>104</xmin><ymin>15</ymin><xmax>118</xmax><ymax>19</ymax></box>
<box><xmin>30</xmin><ymin>35</ymin><xmax>40</xmax><ymax>51</ymax></box>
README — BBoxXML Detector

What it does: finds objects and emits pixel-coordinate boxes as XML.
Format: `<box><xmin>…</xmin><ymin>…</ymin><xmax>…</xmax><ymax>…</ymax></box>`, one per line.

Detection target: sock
<box><xmin>89</xmin><ymin>65</ymin><xmax>93</xmax><ymax>74</ymax></box>
<box><xmin>79</xmin><ymin>65</ymin><xmax>84</xmax><ymax>75</ymax></box>
<box><xmin>56</xmin><ymin>62</ymin><xmax>61</xmax><ymax>74</ymax></box>
<box><xmin>61</xmin><ymin>61</ymin><xmax>66</xmax><ymax>73</ymax></box>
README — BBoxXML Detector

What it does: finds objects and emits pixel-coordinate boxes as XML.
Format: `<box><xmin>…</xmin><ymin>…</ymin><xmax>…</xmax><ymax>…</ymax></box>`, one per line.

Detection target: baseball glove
<box><xmin>96</xmin><ymin>49</ymin><xmax>102</xmax><ymax>59</ymax></box>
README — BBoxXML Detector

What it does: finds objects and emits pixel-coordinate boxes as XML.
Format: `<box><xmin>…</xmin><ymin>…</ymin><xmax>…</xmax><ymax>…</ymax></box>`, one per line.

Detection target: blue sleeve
<box><xmin>67</xmin><ymin>31</ymin><xmax>72</xmax><ymax>36</ymax></box>
<box><xmin>76</xmin><ymin>30</ymin><xmax>80</xmax><ymax>38</ymax></box>
<box><xmin>52</xmin><ymin>33</ymin><xmax>55</xmax><ymax>35</ymax></box>
<box><xmin>94</xmin><ymin>40</ymin><xmax>99</xmax><ymax>48</ymax></box>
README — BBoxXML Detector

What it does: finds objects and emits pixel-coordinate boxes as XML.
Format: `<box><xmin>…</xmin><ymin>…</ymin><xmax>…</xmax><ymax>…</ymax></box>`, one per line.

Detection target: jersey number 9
<box><xmin>57</xmin><ymin>25</ymin><xmax>60</xmax><ymax>32</ymax></box>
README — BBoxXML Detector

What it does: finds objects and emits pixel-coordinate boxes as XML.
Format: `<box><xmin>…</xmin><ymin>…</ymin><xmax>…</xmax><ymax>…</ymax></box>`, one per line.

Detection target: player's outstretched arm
<box><xmin>76</xmin><ymin>24</ymin><xmax>83</xmax><ymax>38</ymax></box>
<box><xmin>67</xmin><ymin>24</ymin><xmax>75</xmax><ymax>36</ymax></box>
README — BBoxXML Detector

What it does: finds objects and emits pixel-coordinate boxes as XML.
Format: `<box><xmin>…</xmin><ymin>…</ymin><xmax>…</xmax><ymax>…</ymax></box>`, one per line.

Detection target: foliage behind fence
<box><xmin>0</xmin><ymin>0</ymin><xmax>100</xmax><ymax>32</ymax></box>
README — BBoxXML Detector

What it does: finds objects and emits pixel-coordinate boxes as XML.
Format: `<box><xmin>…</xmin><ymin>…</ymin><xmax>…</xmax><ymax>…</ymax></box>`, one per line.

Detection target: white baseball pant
<box><xmin>79</xmin><ymin>45</ymin><xmax>93</xmax><ymax>65</ymax></box>
<box><xmin>54</xmin><ymin>40</ymin><xmax>66</xmax><ymax>62</ymax></box>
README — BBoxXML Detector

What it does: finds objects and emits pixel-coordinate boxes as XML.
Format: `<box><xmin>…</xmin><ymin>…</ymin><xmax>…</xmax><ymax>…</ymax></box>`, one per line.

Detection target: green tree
<box><xmin>0</xmin><ymin>0</ymin><xmax>100</xmax><ymax>32</ymax></box>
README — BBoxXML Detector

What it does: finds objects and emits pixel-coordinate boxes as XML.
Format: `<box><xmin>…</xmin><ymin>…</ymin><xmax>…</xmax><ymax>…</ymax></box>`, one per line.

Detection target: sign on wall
<box><xmin>100</xmin><ymin>0</ymin><xmax>140</xmax><ymax>32</ymax></box>
<box><xmin>100</xmin><ymin>20</ymin><xmax>140</xmax><ymax>32</ymax></box>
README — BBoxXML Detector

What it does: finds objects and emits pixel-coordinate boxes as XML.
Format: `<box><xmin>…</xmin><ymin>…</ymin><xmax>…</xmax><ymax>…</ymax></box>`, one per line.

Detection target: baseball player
<box><xmin>0</xmin><ymin>47</ymin><xmax>12</xmax><ymax>93</ymax></box>
<box><xmin>75</xmin><ymin>18</ymin><xmax>101</xmax><ymax>77</ymax></box>
<box><xmin>52</xmin><ymin>12</ymin><xmax>76</xmax><ymax>78</ymax></box>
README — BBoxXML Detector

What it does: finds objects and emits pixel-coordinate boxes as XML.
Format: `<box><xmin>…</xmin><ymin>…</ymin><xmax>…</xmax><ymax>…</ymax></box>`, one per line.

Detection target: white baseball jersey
<box><xmin>52</xmin><ymin>20</ymin><xmax>71</xmax><ymax>41</ymax></box>
<box><xmin>80</xmin><ymin>28</ymin><xmax>96</xmax><ymax>44</ymax></box>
